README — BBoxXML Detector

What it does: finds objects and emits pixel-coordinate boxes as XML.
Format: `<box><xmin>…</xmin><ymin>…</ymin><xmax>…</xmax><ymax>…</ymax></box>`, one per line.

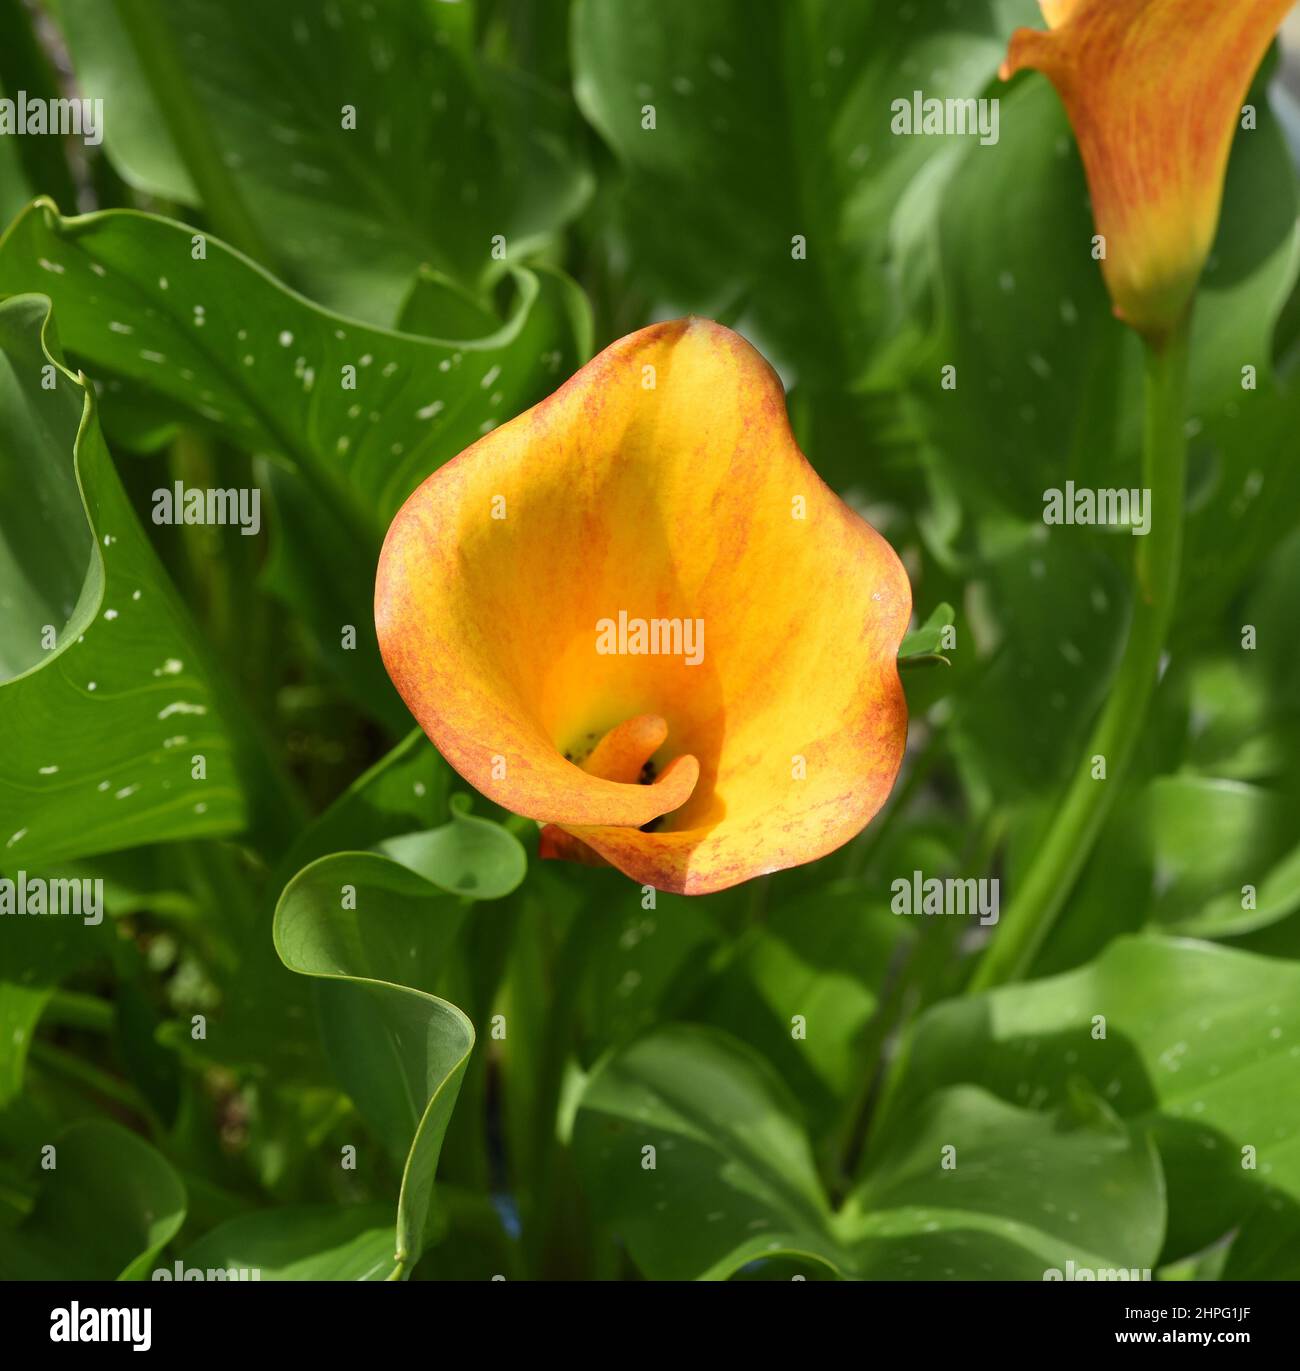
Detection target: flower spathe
<box><xmin>375</xmin><ymin>318</ymin><xmax>910</xmax><ymax>894</ymax></box>
<box><xmin>1003</xmin><ymin>0</ymin><xmax>1295</xmax><ymax>341</ymax></box>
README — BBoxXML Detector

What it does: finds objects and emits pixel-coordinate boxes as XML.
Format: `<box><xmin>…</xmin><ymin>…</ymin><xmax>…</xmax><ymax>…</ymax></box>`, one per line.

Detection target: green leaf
<box><xmin>573</xmin><ymin>1024</ymin><xmax>1162</xmax><ymax>1280</ymax></box>
<box><xmin>844</xmin><ymin>1083</ymin><xmax>1164</xmax><ymax>1279</ymax></box>
<box><xmin>573</xmin><ymin>1024</ymin><xmax>841</xmax><ymax>1279</ymax></box>
<box><xmin>949</xmin><ymin>536</ymin><xmax>1129</xmax><ymax>801</ymax></box>
<box><xmin>578</xmin><ymin>877</ymin><xmax>722</xmax><ymax>1058</ymax></box>
<box><xmin>899</xmin><ymin>75</ymin><xmax>1129</xmax><ymax>527</ymax></box>
<box><xmin>1159</xmin><ymin>78</ymin><xmax>1300</xmax><ymax>631</ymax></box>
<box><xmin>168</xmin><ymin>732</ymin><xmax>455</xmax><ymax>1086</ymax></box>
<box><xmin>1219</xmin><ymin>1191</ymin><xmax>1300</xmax><ymax>1280</ymax></box>
<box><xmin>0</xmin><ymin>984</ymin><xmax>49</xmax><ymax>1107</ymax></box>
<box><xmin>61</xmin><ymin>0</ymin><xmax>592</xmax><ymax>320</ymax></box>
<box><xmin>377</xmin><ymin>794</ymin><xmax>527</xmax><ymax>900</ymax></box>
<box><xmin>255</xmin><ymin>459</ymin><xmax>409</xmax><ymax>732</ymax></box>
<box><xmin>0</xmin><ymin>294</ymin><xmax>246</xmax><ymax>866</ymax></box>
<box><xmin>1186</xmin><ymin>70</ymin><xmax>1300</xmax><ymax>413</ymax></box>
<box><xmin>397</xmin><ymin>266</ymin><xmax>503</xmax><ymax>340</ymax></box>
<box><xmin>695</xmin><ymin>882</ymin><xmax>904</xmax><ymax>1137</ymax></box>
<box><xmin>898</xmin><ymin>601</ymin><xmax>954</xmax><ymax>665</ymax></box>
<box><xmin>882</xmin><ymin>934</ymin><xmax>1300</xmax><ymax>1260</ymax></box>
<box><xmin>1145</xmin><ymin>777</ymin><xmax>1292</xmax><ymax>933</ymax></box>
<box><xmin>273</xmin><ymin>852</ymin><xmax>476</xmax><ymax>1277</ymax></box>
<box><xmin>0</xmin><ymin>202</ymin><xmax>591</xmax><ymax>542</ymax></box>
<box><xmin>0</xmin><ymin>1119</ymin><xmax>185</xmax><ymax>1279</ymax></box>
<box><xmin>182</xmin><ymin>1203</ymin><xmax>396</xmax><ymax>1281</ymax></box>
<box><xmin>1183</xmin><ymin>837</ymin><xmax>1300</xmax><ymax>939</ymax></box>
<box><xmin>573</xmin><ymin>0</ymin><xmax>1028</xmax><ymax>387</ymax></box>
<box><xmin>276</xmin><ymin>729</ymin><xmax>453</xmax><ymax>884</ymax></box>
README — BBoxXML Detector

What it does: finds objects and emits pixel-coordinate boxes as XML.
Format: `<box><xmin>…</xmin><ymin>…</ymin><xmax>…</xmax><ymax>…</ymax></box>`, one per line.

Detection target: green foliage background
<box><xmin>0</xmin><ymin>0</ymin><xmax>1298</xmax><ymax>1281</ymax></box>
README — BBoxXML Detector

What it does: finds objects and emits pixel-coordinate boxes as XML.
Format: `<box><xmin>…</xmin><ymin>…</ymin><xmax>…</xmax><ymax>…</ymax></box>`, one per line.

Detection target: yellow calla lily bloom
<box><xmin>1003</xmin><ymin>0</ymin><xmax>1294</xmax><ymax>341</ymax></box>
<box><xmin>375</xmin><ymin>319</ymin><xmax>910</xmax><ymax>894</ymax></box>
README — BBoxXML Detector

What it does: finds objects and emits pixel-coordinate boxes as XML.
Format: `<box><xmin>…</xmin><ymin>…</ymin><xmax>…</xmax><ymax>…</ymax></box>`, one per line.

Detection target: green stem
<box><xmin>111</xmin><ymin>0</ymin><xmax>273</xmax><ymax>263</ymax></box>
<box><xmin>41</xmin><ymin>989</ymin><xmax>114</xmax><ymax>1033</ymax></box>
<box><xmin>28</xmin><ymin>1040</ymin><xmax>149</xmax><ymax>1117</ymax></box>
<box><xmin>970</xmin><ymin>321</ymin><xmax>1190</xmax><ymax>990</ymax></box>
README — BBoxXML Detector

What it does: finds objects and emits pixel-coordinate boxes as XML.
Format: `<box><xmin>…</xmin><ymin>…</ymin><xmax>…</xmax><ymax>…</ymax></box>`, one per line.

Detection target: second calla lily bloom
<box><xmin>1003</xmin><ymin>0</ymin><xmax>1295</xmax><ymax>341</ymax></box>
<box><xmin>375</xmin><ymin>319</ymin><xmax>910</xmax><ymax>895</ymax></box>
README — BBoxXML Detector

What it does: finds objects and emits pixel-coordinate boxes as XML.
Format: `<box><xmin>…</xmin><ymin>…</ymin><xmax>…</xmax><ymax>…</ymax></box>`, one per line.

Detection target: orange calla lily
<box><xmin>1003</xmin><ymin>0</ymin><xmax>1294</xmax><ymax>341</ymax></box>
<box><xmin>375</xmin><ymin>318</ymin><xmax>910</xmax><ymax>895</ymax></box>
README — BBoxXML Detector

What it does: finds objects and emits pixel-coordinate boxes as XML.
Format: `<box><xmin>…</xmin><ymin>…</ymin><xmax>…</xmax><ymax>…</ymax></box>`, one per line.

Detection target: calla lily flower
<box><xmin>1003</xmin><ymin>0</ymin><xmax>1295</xmax><ymax>341</ymax></box>
<box><xmin>375</xmin><ymin>318</ymin><xmax>910</xmax><ymax>895</ymax></box>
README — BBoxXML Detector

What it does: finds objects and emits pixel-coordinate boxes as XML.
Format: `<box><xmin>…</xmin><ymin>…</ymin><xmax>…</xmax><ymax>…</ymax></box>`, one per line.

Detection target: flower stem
<box><xmin>970</xmin><ymin>320</ymin><xmax>1190</xmax><ymax>991</ymax></box>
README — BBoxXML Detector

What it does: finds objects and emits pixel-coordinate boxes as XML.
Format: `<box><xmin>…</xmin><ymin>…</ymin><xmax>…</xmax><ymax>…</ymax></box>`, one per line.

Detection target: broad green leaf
<box><xmin>899</xmin><ymin>75</ymin><xmax>1131</xmax><ymax>526</ymax></box>
<box><xmin>882</xmin><ymin>934</ymin><xmax>1300</xmax><ymax>1260</ymax></box>
<box><xmin>0</xmin><ymin>294</ymin><xmax>247</xmax><ymax>866</ymax></box>
<box><xmin>276</xmin><ymin>729</ymin><xmax>453</xmax><ymax>884</ymax></box>
<box><xmin>949</xmin><ymin>535</ymin><xmax>1129</xmax><ymax>801</ymax></box>
<box><xmin>578</xmin><ymin>876</ymin><xmax>722</xmax><ymax>1058</ymax></box>
<box><xmin>377</xmin><ymin>794</ymin><xmax>527</xmax><ymax>900</ymax></box>
<box><xmin>573</xmin><ymin>1024</ymin><xmax>841</xmax><ymax>1279</ymax></box>
<box><xmin>255</xmin><ymin>458</ymin><xmax>409</xmax><ymax>733</ymax></box>
<box><xmin>694</xmin><ymin>883</ymin><xmax>904</xmax><ymax>1137</ymax></box>
<box><xmin>1183</xmin><ymin>655</ymin><xmax>1287</xmax><ymax>783</ymax></box>
<box><xmin>1150</xmin><ymin>75</ymin><xmax>1299</xmax><ymax>628</ymax></box>
<box><xmin>0</xmin><ymin>1119</ymin><xmax>185</xmax><ymax>1279</ymax></box>
<box><xmin>574</xmin><ymin>1024</ymin><xmax>1164</xmax><ymax>1280</ymax></box>
<box><xmin>1144</xmin><ymin>777</ymin><xmax>1292</xmax><ymax>932</ymax></box>
<box><xmin>397</xmin><ymin>267</ymin><xmax>502</xmax><ymax>340</ymax></box>
<box><xmin>573</xmin><ymin>0</ymin><xmax>1032</xmax><ymax>386</ymax></box>
<box><xmin>1030</xmin><ymin>766</ymin><xmax>1300</xmax><ymax>969</ymax></box>
<box><xmin>843</xmin><ymin>1084</ymin><xmax>1164</xmax><ymax>1279</ymax></box>
<box><xmin>901</xmin><ymin>53</ymin><xmax>1298</xmax><ymax>603</ymax></box>
<box><xmin>168</xmin><ymin>731</ymin><xmax>455</xmax><ymax>1086</ymax></box>
<box><xmin>182</xmin><ymin>1203</ymin><xmax>396</xmax><ymax>1281</ymax></box>
<box><xmin>1192</xmin><ymin>63</ymin><xmax>1300</xmax><ymax>383</ymax></box>
<box><xmin>1219</xmin><ymin>1191</ymin><xmax>1300</xmax><ymax>1280</ymax></box>
<box><xmin>0</xmin><ymin>202</ymin><xmax>592</xmax><ymax>542</ymax></box>
<box><xmin>274</xmin><ymin>852</ymin><xmax>476</xmax><ymax>1277</ymax></box>
<box><xmin>1179</xmin><ymin>837</ymin><xmax>1300</xmax><ymax>939</ymax></box>
<box><xmin>60</xmin><ymin>0</ymin><xmax>592</xmax><ymax>321</ymax></box>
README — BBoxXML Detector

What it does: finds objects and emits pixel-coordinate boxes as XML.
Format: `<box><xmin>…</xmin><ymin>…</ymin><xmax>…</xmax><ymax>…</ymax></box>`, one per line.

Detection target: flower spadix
<box><xmin>375</xmin><ymin>319</ymin><xmax>910</xmax><ymax>894</ymax></box>
<box><xmin>1003</xmin><ymin>0</ymin><xmax>1295</xmax><ymax>341</ymax></box>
